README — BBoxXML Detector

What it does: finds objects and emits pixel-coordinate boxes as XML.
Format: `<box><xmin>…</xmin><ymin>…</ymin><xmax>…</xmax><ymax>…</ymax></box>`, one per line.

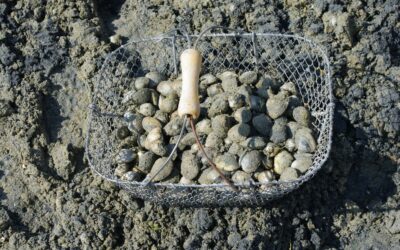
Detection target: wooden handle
<box><xmin>178</xmin><ymin>49</ymin><xmax>201</xmax><ymax>119</ymax></box>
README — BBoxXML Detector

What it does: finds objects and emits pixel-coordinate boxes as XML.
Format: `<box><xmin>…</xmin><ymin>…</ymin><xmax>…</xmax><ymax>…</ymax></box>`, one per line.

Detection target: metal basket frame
<box><xmin>85</xmin><ymin>31</ymin><xmax>334</xmax><ymax>206</ymax></box>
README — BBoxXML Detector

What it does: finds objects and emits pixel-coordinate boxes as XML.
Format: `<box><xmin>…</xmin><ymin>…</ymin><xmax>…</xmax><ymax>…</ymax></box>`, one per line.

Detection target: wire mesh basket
<box><xmin>85</xmin><ymin>30</ymin><xmax>333</xmax><ymax>207</ymax></box>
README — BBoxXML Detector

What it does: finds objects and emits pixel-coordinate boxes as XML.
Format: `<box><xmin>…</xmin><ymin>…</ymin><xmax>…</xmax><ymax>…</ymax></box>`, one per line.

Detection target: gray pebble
<box><xmin>150</xmin><ymin>90</ymin><xmax>159</xmax><ymax>106</ymax></box>
<box><xmin>250</xmin><ymin>95</ymin><xmax>266</xmax><ymax>113</ymax></box>
<box><xmin>255</xmin><ymin>76</ymin><xmax>273</xmax><ymax>98</ymax></box>
<box><xmin>181</xmin><ymin>151</ymin><xmax>200</xmax><ymax>180</ymax></box>
<box><xmin>293</xmin><ymin>106</ymin><xmax>310</xmax><ymax>126</ymax></box>
<box><xmin>252</xmin><ymin>114</ymin><xmax>273</xmax><ymax>136</ymax></box>
<box><xmin>157</xmin><ymin>80</ymin><xmax>176</xmax><ymax>96</ymax></box>
<box><xmin>270</xmin><ymin>123</ymin><xmax>287</xmax><ymax>144</ymax></box>
<box><xmin>145</xmin><ymin>71</ymin><xmax>166</xmax><ymax>88</ymax></box>
<box><xmin>139</xmin><ymin>103</ymin><xmax>156</xmax><ymax>116</ymax></box>
<box><xmin>200</xmin><ymin>74</ymin><xmax>217</xmax><ymax>85</ymax></box>
<box><xmin>116</xmin><ymin>149</ymin><xmax>135</xmax><ymax>163</ymax></box>
<box><xmin>221</xmin><ymin>77</ymin><xmax>238</xmax><ymax>92</ymax></box>
<box><xmin>233</xmin><ymin>107</ymin><xmax>252</xmax><ymax>123</ymax></box>
<box><xmin>138</xmin><ymin>151</ymin><xmax>157</xmax><ymax>173</ymax></box>
<box><xmin>241</xmin><ymin>136</ymin><xmax>267</xmax><ymax>150</ymax></box>
<box><xmin>196</xmin><ymin>119</ymin><xmax>212</xmax><ymax>135</ymax></box>
<box><xmin>274</xmin><ymin>150</ymin><xmax>294</xmax><ymax>174</ymax></box>
<box><xmin>121</xmin><ymin>170</ymin><xmax>144</xmax><ymax>181</ymax></box>
<box><xmin>197</xmin><ymin>147</ymin><xmax>218</xmax><ymax>166</ymax></box>
<box><xmin>266</xmin><ymin>92</ymin><xmax>289</xmax><ymax>119</ymax></box>
<box><xmin>237</xmin><ymin>85</ymin><xmax>252</xmax><ymax>103</ymax></box>
<box><xmin>198</xmin><ymin>168</ymin><xmax>223</xmax><ymax>184</ymax></box>
<box><xmin>211</xmin><ymin>114</ymin><xmax>233</xmax><ymax>135</ymax></box>
<box><xmin>228</xmin><ymin>93</ymin><xmax>245</xmax><ymax>110</ymax></box>
<box><xmin>215</xmin><ymin>153</ymin><xmax>240</xmax><ymax>171</ymax></box>
<box><xmin>159</xmin><ymin>95</ymin><xmax>178</xmax><ymax>113</ymax></box>
<box><xmin>295</xmin><ymin>128</ymin><xmax>317</xmax><ymax>153</ymax></box>
<box><xmin>114</xmin><ymin>163</ymin><xmax>129</xmax><ymax>177</ymax></box>
<box><xmin>285</xmin><ymin>139</ymin><xmax>296</xmax><ymax>152</ymax></box>
<box><xmin>142</xmin><ymin>117</ymin><xmax>162</xmax><ymax>132</ymax></box>
<box><xmin>154</xmin><ymin>110</ymin><xmax>169</xmax><ymax>124</ymax></box>
<box><xmin>255</xmin><ymin>170</ymin><xmax>275</xmax><ymax>183</ymax></box>
<box><xmin>181</xmin><ymin>132</ymin><xmax>197</xmax><ymax>146</ymax></box>
<box><xmin>208</xmin><ymin>96</ymin><xmax>229</xmax><ymax>117</ymax></box>
<box><xmin>279</xmin><ymin>167</ymin><xmax>299</xmax><ymax>181</ymax></box>
<box><xmin>232</xmin><ymin>171</ymin><xmax>252</xmax><ymax>185</ymax></box>
<box><xmin>134</xmin><ymin>77</ymin><xmax>150</xmax><ymax>89</ymax></box>
<box><xmin>287</xmin><ymin>95</ymin><xmax>302</xmax><ymax>114</ymax></box>
<box><xmin>205</xmin><ymin>132</ymin><xmax>224</xmax><ymax>148</ymax></box>
<box><xmin>240</xmin><ymin>150</ymin><xmax>262</xmax><ymax>173</ymax></box>
<box><xmin>163</xmin><ymin>117</ymin><xmax>183</xmax><ymax>136</ymax></box>
<box><xmin>227</xmin><ymin>123</ymin><xmax>250</xmax><ymax>142</ymax></box>
<box><xmin>179</xmin><ymin>176</ymin><xmax>194</xmax><ymax>184</ymax></box>
<box><xmin>123</xmin><ymin>111</ymin><xmax>135</xmax><ymax>123</ymax></box>
<box><xmin>263</xmin><ymin>142</ymin><xmax>281</xmax><ymax>157</ymax></box>
<box><xmin>280</xmin><ymin>81</ymin><xmax>297</xmax><ymax>95</ymax></box>
<box><xmin>239</xmin><ymin>71</ymin><xmax>258</xmax><ymax>85</ymax></box>
<box><xmin>228</xmin><ymin>143</ymin><xmax>246</xmax><ymax>156</ymax></box>
<box><xmin>149</xmin><ymin>157</ymin><xmax>174</xmax><ymax>182</ymax></box>
<box><xmin>287</xmin><ymin>121</ymin><xmax>301</xmax><ymax>137</ymax></box>
<box><xmin>291</xmin><ymin>156</ymin><xmax>312</xmax><ymax>174</ymax></box>
<box><xmin>132</xmin><ymin>88</ymin><xmax>152</xmax><ymax>105</ymax></box>
<box><xmin>207</xmin><ymin>84</ymin><xmax>224</xmax><ymax>97</ymax></box>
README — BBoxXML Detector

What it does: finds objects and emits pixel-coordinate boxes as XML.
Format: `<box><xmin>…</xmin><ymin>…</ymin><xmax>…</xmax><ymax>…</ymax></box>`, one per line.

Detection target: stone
<box><xmin>215</xmin><ymin>153</ymin><xmax>240</xmax><ymax>171</ymax></box>
<box><xmin>109</xmin><ymin>34</ymin><xmax>121</xmax><ymax>44</ymax></box>
<box><xmin>142</xmin><ymin>117</ymin><xmax>162</xmax><ymax>132</ymax></box>
<box><xmin>228</xmin><ymin>143</ymin><xmax>246</xmax><ymax>156</ymax></box>
<box><xmin>148</xmin><ymin>157</ymin><xmax>174</xmax><ymax>182</ymax></box>
<box><xmin>132</xmin><ymin>88</ymin><xmax>152</xmax><ymax>105</ymax></box>
<box><xmin>134</xmin><ymin>77</ymin><xmax>150</xmax><ymax>89</ymax></box>
<box><xmin>196</xmin><ymin>119</ymin><xmax>212</xmax><ymax>135</ymax></box>
<box><xmin>241</xmin><ymin>136</ymin><xmax>267</xmax><ymax>150</ymax></box>
<box><xmin>208</xmin><ymin>96</ymin><xmax>229</xmax><ymax>117</ymax></box>
<box><xmin>200</xmin><ymin>73</ymin><xmax>218</xmax><ymax>85</ymax></box>
<box><xmin>163</xmin><ymin>117</ymin><xmax>183</xmax><ymax>136</ymax></box>
<box><xmin>139</xmin><ymin>103</ymin><xmax>156</xmax><ymax>116</ymax></box>
<box><xmin>293</xmin><ymin>106</ymin><xmax>310</xmax><ymax>126</ymax></box>
<box><xmin>121</xmin><ymin>170</ymin><xmax>144</xmax><ymax>181</ymax></box>
<box><xmin>198</xmin><ymin>168</ymin><xmax>223</xmax><ymax>184</ymax></box>
<box><xmin>157</xmin><ymin>80</ymin><xmax>176</xmax><ymax>96</ymax></box>
<box><xmin>279</xmin><ymin>167</ymin><xmax>299</xmax><ymax>181</ymax></box>
<box><xmin>291</xmin><ymin>156</ymin><xmax>312</xmax><ymax>174</ymax></box>
<box><xmin>232</xmin><ymin>171</ymin><xmax>252</xmax><ymax>185</ymax></box>
<box><xmin>180</xmin><ymin>151</ymin><xmax>200</xmax><ymax>180</ymax></box>
<box><xmin>255</xmin><ymin>170</ymin><xmax>275</xmax><ymax>183</ymax></box>
<box><xmin>250</xmin><ymin>95</ymin><xmax>266</xmax><ymax>113</ymax></box>
<box><xmin>252</xmin><ymin>114</ymin><xmax>273</xmax><ymax>136</ymax></box>
<box><xmin>114</xmin><ymin>163</ymin><xmax>129</xmax><ymax>177</ymax></box>
<box><xmin>263</xmin><ymin>142</ymin><xmax>281</xmax><ymax>157</ymax></box>
<box><xmin>154</xmin><ymin>110</ymin><xmax>169</xmax><ymax>124</ymax></box>
<box><xmin>285</xmin><ymin>139</ymin><xmax>296</xmax><ymax>152</ymax></box>
<box><xmin>158</xmin><ymin>95</ymin><xmax>178</xmax><ymax>113</ymax></box>
<box><xmin>117</xmin><ymin>126</ymin><xmax>130</xmax><ymax>140</ymax></box>
<box><xmin>233</xmin><ymin>107</ymin><xmax>252</xmax><ymax>123</ymax></box>
<box><xmin>239</xmin><ymin>71</ymin><xmax>258</xmax><ymax>85</ymax></box>
<box><xmin>145</xmin><ymin>71</ymin><xmax>166</xmax><ymax>88</ymax></box>
<box><xmin>205</xmin><ymin>132</ymin><xmax>224</xmax><ymax>148</ymax></box>
<box><xmin>270</xmin><ymin>122</ymin><xmax>287</xmax><ymax>144</ymax></box>
<box><xmin>280</xmin><ymin>81</ymin><xmax>297</xmax><ymax>95</ymax></box>
<box><xmin>137</xmin><ymin>151</ymin><xmax>157</xmax><ymax>173</ymax></box>
<box><xmin>240</xmin><ymin>151</ymin><xmax>262</xmax><ymax>173</ymax></box>
<box><xmin>207</xmin><ymin>84</ymin><xmax>224</xmax><ymax>97</ymax></box>
<box><xmin>266</xmin><ymin>92</ymin><xmax>289</xmax><ymax>119</ymax></box>
<box><xmin>211</xmin><ymin>114</ymin><xmax>233</xmax><ymax>135</ymax></box>
<box><xmin>116</xmin><ymin>148</ymin><xmax>136</xmax><ymax>163</ymax></box>
<box><xmin>274</xmin><ymin>150</ymin><xmax>294</xmax><ymax>174</ymax></box>
<box><xmin>228</xmin><ymin>93</ymin><xmax>245</xmax><ymax>110</ymax></box>
<box><xmin>227</xmin><ymin>123</ymin><xmax>251</xmax><ymax>142</ymax></box>
<box><xmin>287</xmin><ymin>121</ymin><xmax>302</xmax><ymax>137</ymax></box>
<box><xmin>295</xmin><ymin>128</ymin><xmax>317</xmax><ymax>153</ymax></box>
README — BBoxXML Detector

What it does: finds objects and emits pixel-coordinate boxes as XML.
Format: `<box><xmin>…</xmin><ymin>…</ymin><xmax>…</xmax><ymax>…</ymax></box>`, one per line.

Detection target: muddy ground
<box><xmin>0</xmin><ymin>0</ymin><xmax>399</xmax><ymax>249</ymax></box>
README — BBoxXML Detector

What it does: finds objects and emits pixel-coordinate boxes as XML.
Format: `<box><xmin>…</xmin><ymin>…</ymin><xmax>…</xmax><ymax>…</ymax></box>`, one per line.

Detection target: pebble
<box><xmin>239</xmin><ymin>71</ymin><xmax>258</xmax><ymax>85</ymax></box>
<box><xmin>134</xmin><ymin>77</ymin><xmax>150</xmax><ymax>89</ymax></box>
<box><xmin>274</xmin><ymin>150</ymin><xmax>294</xmax><ymax>174</ymax></box>
<box><xmin>211</xmin><ymin>114</ymin><xmax>233</xmax><ymax>135</ymax></box>
<box><xmin>139</xmin><ymin>103</ymin><xmax>156</xmax><ymax>116</ymax></box>
<box><xmin>228</xmin><ymin>143</ymin><xmax>246</xmax><ymax>156</ymax></box>
<box><xmin>205</xmin><ymin>132</ymin><xmax>224</xmax><ymax>148</ymax></box>
<box><xmin>228</xmin><ymin>93</ymin><xmax>245</xmax><ymax>110</ymax></box>
<box><xmin>295</xmin><ymin>128</ymin><xmax>317</xmax><ymax>153</ymax></box>
<box><xmin>148</xmin><ymin>157</ymin><xmax>174</xmax><ymax>182</ymax></box>
<box><xmin>117</xmin><ymin>126</ymin><xmax>130</xmax><ymax>140</ymax></box>
<box><xmin>137</xmin><ymin>151</ymin><xmax>157</xmax><ymax>173</ymax></box>
<box><xmin>241</xmin><ymin>136</ymin><xmax>267</xmax><ymax>150</ymax></box>
<box><xmin>114</xmin><ymin>164</ymin><xmax>129</xmax><ymax>177</ymax></box>
<box><xmin>232</xmin><ymin>171</ymin><xmax>252</xmax><ymax>185</ymax></box>
<box><xmin>180</xmin><ymin>151</ymin><xmax>200</xmax><ymax>180</ymax></box>
<box><xmin>207</xmin><ymin>84</ymin><xmax>224</xmax><ymax>97</ymax></box>
<box><xmin>198</xmin><ymin>168</ymin><xmax>222</xmax><ymax>184</ymax></box>
<box><xmin>227</xmin><ymin>123</ymin><xmax>250</xmax><ymax>142</ymax></box>
<box><xmin>156</xmin><ymin>81</ymin><xmax>175</xmax><ymax>96</ymax></box>
<box><xmin>280</xmin><ymin>81</ymin><xmax>297</xmax><ymax>95</ymax></box>
<box><xmin>116</xmin><ymin>149</ymin><xmax>135</xmax><ymax>163</ymax></box>
<box><xmin>263</xmin><ymin>142</ymin><xmax>281</xmax><ymax>157</ymax></box>
<box><xmin>287</xmin><ymin>121</ymin><xmax>301</xmax><ymax>137</ymax></box>
<box><xmin>215</xmin><ymin>153</ymin><xmax>240</xmax><ymax>171</ymax></box>
<box><xmin>179</xmin><ymin>176</ymin><xmax>194</xmax><ymax>184</ymax></box>
<box><xmin>293</xmin><ymin>106</ymin><xmax>310</xmax><ymax>126</ymax></box>
<box><xmin>121</xmin><ymin>170</ymin><xmax>144</xmax><ymax>181</ymax></box>
<box><xmin>123</xmin><ymin>111</ymin><xmax>135</xmax><ymax>122</ymax></box>
<box><xmin>196</xmin><ymin>119</ymin><xmax>212</xmax><ymax>135</ymax></box>
<box><xmin>266</xmin><ymin>92</ymin><xmax>289</xmax><ymax>119</ymax></box>
<box><xmin>109</xmin><ymin>34</ymin><xmax>121</xmax><ymax>44</ymax></box>
<box><xmin>250</xmin><ymin>95</ymin><xmax>266</xmax><ymax>113</ymax></box>
<box><xmin>252</xmin><ymin>114</ymin><xmax>273</xmax><ymax>136</ymax></box>
<box><xmin>270</xmin><ymin>122</ymin><xmax>287</xmax><ymax>144</ymax></box>
<box><xmin>163</xmin><ymin>117</ymin><xmax>183</xmax><ymax>136</ymax></box>
<box><xmin>144</xmin><ymin>128</ymin><xmax>167</xmax><ymax>156</ymax></box>
<box><xmin>208</xmin><ymin>97</ymin><xmax>229</xmax><ymax>117</ymax></box>
<box><xmin>142</xmin><ymin>117</ymin><xmax>162</xmax><ymax>132</ymax></box>
<box><xmin>150</xmin><ymin>90</ymin><xmax>159</xmax><ymax>106</ymax></box>
<box><xmin>291</xmin><ymin>156</ymin><xmax>312</xmax><ymax>174</ymax></box>
<box><xmin>145</xmin><ymin>71</ymin><xmax>166</xmax><ymax>88</ymax></box>
<box><xmin>180</xmin><ymin>132</ymin><xmax>197</xmax><ymax>147</ymax></box>
<box><xmin>158</xmin><ymin>95</ymin><xmax>178</xmax><ymax>113</ymax></box>
<box><xmin>279</xmin><ymin>167</ymin><xmax>299</xmax><ymax>181</ymax></box>
<box><xmin>197</xmin><ymin>147</ymin><xmax>218</xmax><ymax>166</ymax></box>
<box><xmin>200</xmin><ymin>74</ymin><xmax>218</xmax><ymax>85</ymax></box>
<box><xmin>233</xmin><ymin>107</ymin><xmax>252</xmax><ymax>123</ymax></box>
<box><xmin>256</xmin><ymin>170</ymin><xmax>275</xmax><ymax>183</ymax></box>
<box><xmin>154</xmin><ymin>110</ymin><xmax>169</xmax><ymax>124</ymax></box>
<box><xmin>285</xmin><ymin>138</ymin><xmax>296</xmax><ymax>152</ymax></box>
<box><xmin>132</xmin><ymin>88</ymin><xmax>152</xmax><ymax>105</ymax></box>
<box><xmin>240</xmin><ymin>151</ymin><xmax>262</xmax><ymax>173</ymax></box>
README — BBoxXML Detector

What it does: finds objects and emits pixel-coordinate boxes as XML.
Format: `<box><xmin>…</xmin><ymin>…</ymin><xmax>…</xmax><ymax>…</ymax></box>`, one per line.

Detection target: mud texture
<box><xmin>0</xmin><ymin>0</ymin><xmax>399</xmax><ymax>249</ymax></box>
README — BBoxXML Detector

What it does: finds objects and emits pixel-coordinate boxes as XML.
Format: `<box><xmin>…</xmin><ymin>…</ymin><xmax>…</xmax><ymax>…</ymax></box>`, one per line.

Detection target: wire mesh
<box><xmin>85</xmin><ymin>32</ymin><xmax>334</xmax><ymax>207</ymax></box>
